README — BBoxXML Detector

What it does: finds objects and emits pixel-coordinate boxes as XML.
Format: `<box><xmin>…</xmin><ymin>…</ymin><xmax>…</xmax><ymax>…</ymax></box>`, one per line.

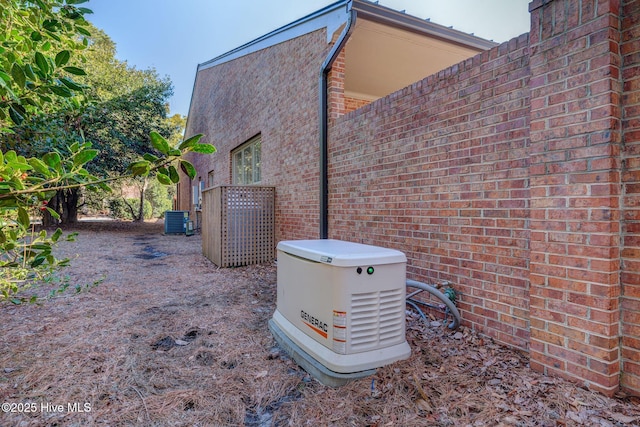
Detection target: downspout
<box><xmin>319</xmin><ymin>2</ymin><xmax>356</xmax><ymax>239</ymax></box>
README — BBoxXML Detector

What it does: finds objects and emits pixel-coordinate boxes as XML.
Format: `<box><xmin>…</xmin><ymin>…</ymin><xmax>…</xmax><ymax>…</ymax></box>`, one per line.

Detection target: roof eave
<box><xmin>197</xmin><ymin>0</ymin><xmax>351</xmax><ymax>71</ymax></box>
<box><xmin>352</xmin><ymin>0</ymin><xmax>498</xmax><ymax>51</ymax></box>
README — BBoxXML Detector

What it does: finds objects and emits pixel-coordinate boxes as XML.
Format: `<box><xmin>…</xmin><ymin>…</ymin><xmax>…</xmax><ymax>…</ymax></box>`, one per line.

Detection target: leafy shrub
<box><xmin>108</xmin><ymin>198</ymin><xmax>152</xmax><ymax>220</ymax></box>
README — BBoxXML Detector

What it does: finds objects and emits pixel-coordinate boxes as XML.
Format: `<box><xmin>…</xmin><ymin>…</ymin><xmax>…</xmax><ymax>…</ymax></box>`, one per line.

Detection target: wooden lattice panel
<box><xmin>202</xmin><ymin>186</ymin><xmax>275</xmax><ymax>267</ymax></box>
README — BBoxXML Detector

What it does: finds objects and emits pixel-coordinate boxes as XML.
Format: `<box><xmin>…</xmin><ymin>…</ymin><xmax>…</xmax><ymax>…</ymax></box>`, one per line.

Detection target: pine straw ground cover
<box><xmin>1</xmin><ymin>220</ymin><xmax>640</xmax><ymax>427</ymax></box>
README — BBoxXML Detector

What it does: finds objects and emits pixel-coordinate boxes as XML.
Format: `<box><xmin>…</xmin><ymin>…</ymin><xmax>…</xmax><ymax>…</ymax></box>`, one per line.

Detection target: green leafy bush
<box><xmin>108</xmin><ymin>198</ymin><xmax>152</xmax><ymax>220</ymax></box>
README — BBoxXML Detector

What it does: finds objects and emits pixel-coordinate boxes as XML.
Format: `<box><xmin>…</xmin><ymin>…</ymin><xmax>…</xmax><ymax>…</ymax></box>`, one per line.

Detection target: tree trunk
<box><xmin>41</xmin><ymin>192</ymin><xmax>61</xmax><ymax>227</ymax></box>
<box><xmin>134</xmin><ymin>178</ymin><xmax>147</xmax><ymax>222</ymax></box>
<box><xmin>64</xmin><ymin>188</ymin><xmax>80</xmax><ymax>223</ymax></box>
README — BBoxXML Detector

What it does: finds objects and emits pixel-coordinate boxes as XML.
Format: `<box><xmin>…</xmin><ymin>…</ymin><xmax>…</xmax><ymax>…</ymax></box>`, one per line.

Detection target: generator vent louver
<box><xmin>350</xmin><ymin>288</ymin><xmax>405</xmax><ymax>352</ymax></box>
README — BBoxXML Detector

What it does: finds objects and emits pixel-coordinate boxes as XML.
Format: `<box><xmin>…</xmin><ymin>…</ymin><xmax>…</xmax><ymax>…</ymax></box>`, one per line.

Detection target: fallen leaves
<box><xmin>1</xmin><ymin>220</ymin><xmax>639</xmax><ymax>426</ymax></box>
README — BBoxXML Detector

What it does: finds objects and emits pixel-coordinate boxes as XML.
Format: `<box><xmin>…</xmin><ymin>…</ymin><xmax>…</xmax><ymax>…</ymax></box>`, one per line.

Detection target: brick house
<box><xmin>179</xmin><ymin>0</ymin><xmax>640</xmax><ymax>396</ymax></box>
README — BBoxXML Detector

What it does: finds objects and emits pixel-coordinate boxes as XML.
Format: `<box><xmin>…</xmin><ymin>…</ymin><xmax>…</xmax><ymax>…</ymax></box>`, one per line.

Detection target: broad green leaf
<box><xmin>17</xmin><ymin>207</ymin><xmax>30</xmax><ymax>229</ymax></box>
<box><xmin>23</xmin><ymin>64</ymin><xmax>36</xmax><ymax>80</ymax></box>
<box><xmin>0</xmin><ymin>197</ymin><xmax>17</xmax><ymax>208</ymax></box>
<box><xmin>143</xmin><ymin>153</ymin><xmax>159</xmax><ymax>162</ymax></box>
<box><xmin>156</xmin><ymin>173</ymin><xmax>172</xmax><ymax>185</ymax></box>
<box><xmin>191</xmin><ymin>143</ymin><xmax>217</xmax><ymax>154</ymax></box>
<box><xmin>76</xmin><ymin>26</ymin><xmax>91</xmax><ymax>36</ymax></box>
<box><xmin>30</xmin><ymin>31</ymin><xmax>43</xmax><ymax>41</ymax></box>
<box><xmin>62</xmin><ymin>66</ymin><xmax>86</xmax><ymax>76</ymax></box>
<box><xmin>72</xmin><ymin>149</ymin><xmax>98</xmax><ymax>167</ymax></box>
<box><xmin>35</xmin><ymin>52</ymin><xmax>49</xmax><ymax>74</ymax></box>
<box><xmin>128</xmin><ymin>161</ymin><xmax>150</xmax><ymax>176</ymax></box>
<box><xmin>5</xmin><ymin>151</ymin><xmax>17</xmax><ymax>162</ymax></box>
<box><xmin>50</xmin><ymin>85</ymin><xmax>73</xmax><ymax>97</ymax></box>
<box><xmin>0</xmin><ymin>70</ymin><xmax>10</xmax><ymax>84</ymax></box>
<box><xmin>55</xmin><ymin>50</ymin><xmax>71</xmax><ymax>66</ymax></box>
<box><xmin>168</xmin><ymin>165</ymin><xmax>179</xmax><ymax>183</ymax></box>
<box><xmin>42</xmin><ymin>19</ymin><xmax>59</xmax><ymax>33</ymax></box>
<box><xmin>180</xmin><ymin>160</ymin><xmax>196</xmax><ymax>179</ymax></box>
<box><xmin>42</xmin><ymin>152</ymin><xmax>61</xmax><ymax>170</ymax></box>
<box><xmin>59</xmin><ymin>77</ymin><xmax>84</xmax><ymax>91</ymax></box>
<box><xmin>51</xmin><ymin>228</ymin><xmax>62</xmax><ymax>242</ymax></box>
<box><xmin>11</xmin><ymin>64</ymin><xmax>26</xmax><ymax>89</ymax></box>
<box><xmin>38</xmin><ymin>94</ymin><xmax>53</xmax><ymax>103</ymax></box>
<box><xmin>8</xmin><ymin>105</ymin><xmax>24</xmax><ymax>125</ymax></box>
<box><xmin>149</xmin><ymin>131</ymin><xmax>170</xmax><ymax>154</ymax></box>
<box><xmin>28</xmin><ymin>158</ymin><xmax>50</xmax><ymax>176</ymax></box>
<box><xmin>31</xmin><ymin>244</ymin><xmax>51</xmax><ymax>251</ymax></box>
<box><xmin>168</xmin><ymin>149</ymin><xmax>181</xmax><ymax>156</ymax></box>
<box><xmin>46</xmin><ymin>207</ymin><xmax>61</xmax><ymax>220</ymax></box>
<box><xmin>178</xmin><ymin>134</ymin><xmax>203</xmax><ymax>150</ymax></box>
<box><xmin>31</xmin><ymin>256</ymin><xmax>46</xmax><ymax>268</ymax></box>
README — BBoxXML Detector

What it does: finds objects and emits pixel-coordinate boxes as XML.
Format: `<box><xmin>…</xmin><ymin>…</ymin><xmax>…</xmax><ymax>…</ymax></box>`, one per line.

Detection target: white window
<box><xmin>192</xmin><ymin>179</ymin><xmax>204</xmax><ymax>208</ymax></box>
<box><xmin>232</xmin><ymin>135</ymin><xmax>261</xmax><ymax>185</ymax></box>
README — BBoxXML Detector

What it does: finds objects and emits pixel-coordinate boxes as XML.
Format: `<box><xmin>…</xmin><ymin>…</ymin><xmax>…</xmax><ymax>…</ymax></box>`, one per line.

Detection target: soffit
<box><xmin>344</xmin><ymin>18</ymin><xmax>485</xmax><ymax>100</ymax></box>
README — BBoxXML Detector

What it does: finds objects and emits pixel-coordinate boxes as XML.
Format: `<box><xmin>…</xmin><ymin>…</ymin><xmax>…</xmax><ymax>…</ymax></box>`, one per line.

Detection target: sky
<box><xmin>86</xmin><ymin>0</ymin><xmax>531</xmax><ymax>117</ymax></box>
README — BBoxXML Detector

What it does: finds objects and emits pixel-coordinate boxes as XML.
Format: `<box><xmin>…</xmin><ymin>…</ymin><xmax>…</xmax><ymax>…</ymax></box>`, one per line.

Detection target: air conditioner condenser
<box><xmin>269</xmin><ymin>239</ymin><xmax>411</xmax><ymax>386</ymax></box>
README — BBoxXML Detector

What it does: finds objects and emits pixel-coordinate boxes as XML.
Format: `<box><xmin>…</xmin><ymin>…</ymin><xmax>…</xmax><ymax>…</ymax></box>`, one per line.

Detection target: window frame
<box><xmin>232</xmin><ymin>135</ymin><xmax>262</xmax><ymax>185</ymax></box>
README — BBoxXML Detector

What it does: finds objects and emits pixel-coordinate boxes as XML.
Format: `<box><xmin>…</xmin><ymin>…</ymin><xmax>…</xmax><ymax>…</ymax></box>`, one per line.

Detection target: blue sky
<box><xmin>86</xmin><ymin>0</ymin><xmax>531</xmax><ymax>117</ymax></box>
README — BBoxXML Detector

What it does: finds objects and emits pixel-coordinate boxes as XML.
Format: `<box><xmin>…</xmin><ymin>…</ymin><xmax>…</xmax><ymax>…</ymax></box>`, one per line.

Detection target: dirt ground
<box><xmin>1</xmin><ymin>220</ymin><xmax>640</xmax><ymax>426</ymax></box>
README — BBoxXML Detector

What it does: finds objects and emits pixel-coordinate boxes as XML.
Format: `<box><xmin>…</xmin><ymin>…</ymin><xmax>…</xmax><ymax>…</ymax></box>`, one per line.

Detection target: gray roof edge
<box><xmin>197</xmin><ymin>0</ymin><xmax>351</xmax><ymax>71</ymax></box>
<box><xmin>197</xmin><ymin>0</ymin><xmax>498</xmax><ymax>72</ymax></box>
<box><xmin>352</xmin><ymin>0</ymin><xmax>498</xmax><ymax>50</ymax></box>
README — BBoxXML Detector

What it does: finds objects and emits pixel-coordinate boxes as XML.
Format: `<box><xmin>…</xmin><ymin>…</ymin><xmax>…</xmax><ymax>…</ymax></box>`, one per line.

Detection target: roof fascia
<box><xmin>198</xmin><ymin>0</ymin><xmax>351</xmax><ymax>71</ymax></box>
<box><xmin>352</xmin><ymin>0</ymin><xmax>497</xmax><ymax>50</ymax></box>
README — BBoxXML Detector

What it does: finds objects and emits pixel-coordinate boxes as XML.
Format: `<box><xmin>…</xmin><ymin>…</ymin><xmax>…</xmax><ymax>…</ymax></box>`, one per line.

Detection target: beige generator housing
<box><xmin>270</xmin><ymin>239</ymin><xmax>410</xmax><ymax>385</ymax></box>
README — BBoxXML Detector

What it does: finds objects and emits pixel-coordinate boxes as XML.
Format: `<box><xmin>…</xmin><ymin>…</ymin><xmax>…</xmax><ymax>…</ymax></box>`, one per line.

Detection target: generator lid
<box><xmin>277</xmin><ymin>239</ymin><xmax>406</xmax><ymax>266</ymax></box>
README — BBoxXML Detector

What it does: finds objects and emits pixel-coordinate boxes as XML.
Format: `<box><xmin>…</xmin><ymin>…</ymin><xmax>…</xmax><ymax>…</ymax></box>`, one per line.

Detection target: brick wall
<box><xmin>328</xmin><ymin>33</ymin><xmax>532</xmax><ymax>351</ymax></box>
<box><xmin>328</xmin><ymin>0</ymin><xmax>639</xmax><ymax>396</ymax></box>
<box><xmin>181</xmin><ymin>29</ymin><xmax>331</xmax><ymax>242</ymax></box>
<box><xmin>344</xmin><ymin>96</ymin><xmax>371</xmax><ymax>113</ymax></box>
<box><xmin>528</xmin><ymin>0</ymin><xmax>623</xmax><ymax>396</ymax></box>
<box><xmin>328</xmin><ymin>49</ymin><xmax>372</xmax><ymax>116</ymax></box>
<box><xmin>622</xmin><ymin>0</ymin><xmax>640</xmax><ymax>395</ymax></box>
<box><xmin>181</xmin><ymin>0</ymin><xmax>640</xmax><ymax>396</ymax></box>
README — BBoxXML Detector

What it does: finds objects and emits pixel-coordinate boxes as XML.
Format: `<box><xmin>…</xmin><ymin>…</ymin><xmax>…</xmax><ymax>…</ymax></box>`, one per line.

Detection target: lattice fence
<box><xmin>201</xmin><ymin>186</ymin><xmax>275</xmax><ymax>267</ymax></box>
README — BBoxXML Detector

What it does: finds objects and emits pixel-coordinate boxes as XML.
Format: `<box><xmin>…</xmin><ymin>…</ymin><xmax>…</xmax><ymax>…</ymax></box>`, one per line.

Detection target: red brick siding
<box><xmin>180</xmin><ymin>0</ymin><xmax>640</xmax><ymax>396</ymax></box>
<box><xmin>528</xmin><ymin>0</ymin><xmax>623</xmax><ymax>396</ymax></box>
<box><xmin>328</xmin><ymin>33</ymin><xmax>532</xmax><ymax>351</ymax></box>
<box><xmin>344</xmin><ymin>96</ymin><xmax>371</xmax><ymax>113</ymax></box>
<box><xmin>328</xmin><ymin>48</ymin><xmax>371</xmax><ymax>114</ymax></box>
<box><xmin>328</xmin><ymin>48</ymin><xmax>346</xmax><ymax>120</ymax></box>
<box><xmin>180</xmin><ymin>29</ymin><xmax>332</xmax><ymax>242</ymax></box>
<box><xmin>622</xmin><ymin>0</ymin><xmax>640</xmax><ymax>395</ymax></box>
<box><xmin>328</xmin><ymin>0</ymin><xmax>639</xmax><ymax>396</ymax></box>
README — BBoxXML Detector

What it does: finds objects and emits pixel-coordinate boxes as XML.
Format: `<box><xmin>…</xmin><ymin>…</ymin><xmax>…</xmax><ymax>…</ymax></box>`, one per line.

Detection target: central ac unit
<box><xmin>269</xmin><ymin>239</ymin><xmax>411</xmax><ymax>386</ymax></box>
<box><xmin>164</xmin><ymin>210</ymin><xmax>189</xmax><ymax>234</ymax></box>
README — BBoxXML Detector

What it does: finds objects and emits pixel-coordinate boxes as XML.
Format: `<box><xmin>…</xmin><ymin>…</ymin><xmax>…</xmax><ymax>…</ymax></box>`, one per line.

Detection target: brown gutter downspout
<box><xmin>319</xmin><ymin>1</ymin><xmax>356</xmax><ymax>239</ymax></box>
